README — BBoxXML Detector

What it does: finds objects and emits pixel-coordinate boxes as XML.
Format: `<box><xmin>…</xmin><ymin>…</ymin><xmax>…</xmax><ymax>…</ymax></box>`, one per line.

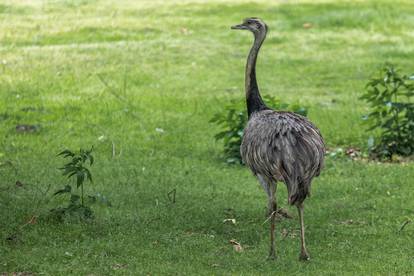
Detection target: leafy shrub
<box><xmin>50</xmin><ymin>147</ymin><xmax>96</xmax><ymax>221</ymax></box>
<box><xmin>210</xmin><ymin>95</ymin><xmax>308</xmax><ymax>164</ymax></box>
<box><xmin>361</xmin><ymin>64</ymin><xmax>414</xmax><ymax>158</ymax></box>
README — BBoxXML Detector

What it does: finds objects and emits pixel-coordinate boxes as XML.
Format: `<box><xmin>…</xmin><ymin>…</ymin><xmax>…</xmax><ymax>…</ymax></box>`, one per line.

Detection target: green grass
<box><xmin>1</xmin><ymin>0</ymin><xmax>414</xmax><ymax>274</ymax></box>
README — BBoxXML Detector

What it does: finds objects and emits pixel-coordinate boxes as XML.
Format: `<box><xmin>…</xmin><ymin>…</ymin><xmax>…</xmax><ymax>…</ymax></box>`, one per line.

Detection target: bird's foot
<box><xmin>299</xmin><ymin>251</ymin><xmax>310</xmax><ymax>261</ymax></box>
<box><xmin>265</xmin><ymin>208</ymin><xmax>276</xmax><ymax>219</ymax></box>
<box><xmin>267</xmin><ymin>253</ymin><xmax>277</xmax><ymax>261</ymax></box>
<box><xmin>265</xmin><ymin>203</ymin><xmax>275</xmax><ymax>218</ymax></box>
<box><xmin>267</xmin><ymin>248</ymin><xmax>277</xmax><ymax>261</ymax></box>
<box><xmin>277</xmin><ymin>208</ymin><xmax>293</xmax><ymax>219</ymax></box>
<box><xmin>265</xmin><ymin>207</ymin><xmax>293</xmax><ymax>219</ymax></box>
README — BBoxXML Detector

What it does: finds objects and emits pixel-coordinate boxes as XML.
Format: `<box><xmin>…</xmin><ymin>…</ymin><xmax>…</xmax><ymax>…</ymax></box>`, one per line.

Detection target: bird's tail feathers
<box><xmin>287</xmin><ymin>180</ymin><xmax>310</xmax><ymax>206</ymax></box>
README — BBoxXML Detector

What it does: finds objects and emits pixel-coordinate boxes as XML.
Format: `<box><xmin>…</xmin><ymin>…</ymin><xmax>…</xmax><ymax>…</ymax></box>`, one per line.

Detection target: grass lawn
<box><xmin>1</xmin><ymin>0</ymin><xmax>414</xmax><ymax>274</ymax></box>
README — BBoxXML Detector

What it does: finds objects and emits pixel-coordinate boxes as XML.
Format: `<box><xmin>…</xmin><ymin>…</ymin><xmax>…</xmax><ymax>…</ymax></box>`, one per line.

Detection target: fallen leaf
<box><xmin>229</xmin><ymin>239</ymin><xmax>243</xmax><ymax>252</ymax></box>
<box><xmin>303</xmin><ymin>22</ymin><xmax>313</xmax><ymax>29</ymax></box>
<box><xmin>281</xmin><ymin>228</ymin><xmax>288</xmax><ymax>238</ymax></box>
<box><xmin>338</xmin><ymin>219</ymin><xmax>367</xmax><ymax>225</ymax></box>
<box><xmin>345</xmin><ymin>147</ymin><xmax>361</xmax><ymax>158</ymax></box>
<box><xmin>27</xmin><ymin>216</ymin><xmax>37</xmax><ymax>225</ymax></box>
<box><xmin>184</xmin><ymin>231</ymin><xmax>194</xmax><ymax>236</ymax></box>
<box><xmin>111</xmin><ymin>263</ymin><xmax>128</xmax><ymax>270</ymax></box>
<box><xmin>15</xmin><ymin>124</ymin><xmax>39</xmax><ymax>133</ymax></box>
<box><xmin>180</xmin><ymin>27</ymin><xmax>191</xmax><ymax>35</ymax></box>
<box><xmin>223</xmin><ymin>218</ymin><xmax>236</xmax><ymax>224</ymax></box>
<box><xmin>280</xmin><ymin>228</ymin><xmax>298</xmax><ymax>239</ymax></box>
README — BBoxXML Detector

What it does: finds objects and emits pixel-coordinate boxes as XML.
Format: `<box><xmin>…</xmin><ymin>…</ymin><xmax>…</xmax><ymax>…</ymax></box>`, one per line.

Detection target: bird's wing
<box><xmin>241</xmin><ymin>111</ymin><xmax>325</xmax><ymax>201</ymax></box>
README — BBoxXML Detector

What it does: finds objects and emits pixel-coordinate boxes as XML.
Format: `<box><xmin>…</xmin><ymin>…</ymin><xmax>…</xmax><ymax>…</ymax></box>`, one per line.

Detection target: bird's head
<box><xmin>231</xmin><ymin>17</ymin><xmax>268</xmax><ymax>36</ymax></box>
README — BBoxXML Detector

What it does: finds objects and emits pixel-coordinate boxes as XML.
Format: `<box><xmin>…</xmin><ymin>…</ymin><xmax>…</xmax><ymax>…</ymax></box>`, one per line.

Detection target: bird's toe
<box><xmin>299</xmin><ymin>252</ymin><xmax>310</xmax><ymax>261</ymax></box>
<box><xmin>267</xmin><ymin>254</ymin><xmax>277</xmax><ymax>261</ymax></box>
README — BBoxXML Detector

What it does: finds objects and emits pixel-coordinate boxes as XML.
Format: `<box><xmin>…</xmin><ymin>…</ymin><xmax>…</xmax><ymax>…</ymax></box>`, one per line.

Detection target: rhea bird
<box><xmin>231</xmin><ymin>18</ymin><xmax>325</xmax><ymax>261</ymax></box>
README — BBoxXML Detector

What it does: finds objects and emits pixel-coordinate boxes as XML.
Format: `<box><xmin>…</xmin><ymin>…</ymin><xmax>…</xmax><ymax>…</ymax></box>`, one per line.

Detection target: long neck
<box><xmin>245</xmin><ymin>32</ymin><xmax>267</xmax><ymax>117</ymax></box>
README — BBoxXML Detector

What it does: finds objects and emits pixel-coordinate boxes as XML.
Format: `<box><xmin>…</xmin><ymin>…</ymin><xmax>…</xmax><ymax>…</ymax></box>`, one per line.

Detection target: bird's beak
<box><xmin>231</xmin><ymin>24</ymin><xmax>247</xmax><ymax>30</ymax></box>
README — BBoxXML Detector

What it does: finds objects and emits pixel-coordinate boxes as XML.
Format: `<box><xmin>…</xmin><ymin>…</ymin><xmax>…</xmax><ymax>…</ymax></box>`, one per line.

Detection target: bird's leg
<box><xmin>257</xmin><ymin>175</ymin><xmax>275</xmax><ymax>217</ymax></box>
<box><xmin>267</xmin><ymin>184</ymin><xmax>277</xmax><ymax>260</ymax></box>
<box><xmin>297</xmin><ymin>202</ymin><xmax>310</xmax><ymax>261</ymax></box>
<box><xmin>267</xmin><ymin>196</ymin><xmax>276</xmax><ymax>217</ymax></box>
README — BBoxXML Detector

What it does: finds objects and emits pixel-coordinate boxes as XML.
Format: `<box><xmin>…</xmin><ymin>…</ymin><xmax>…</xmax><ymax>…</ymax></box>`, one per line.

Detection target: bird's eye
<box><xmin>247</xmin><ymin>20</ymin><xmax>252</xmax><ymax>24</ymax></box>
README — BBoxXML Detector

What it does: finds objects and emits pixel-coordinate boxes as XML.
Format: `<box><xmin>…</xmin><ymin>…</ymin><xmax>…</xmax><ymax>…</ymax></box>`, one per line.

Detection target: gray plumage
<box><xmin>232</xmin><ymin>18</ymin><xmax>325</xmax><ymax>261</ymax></box>
<box><xmin>241</xmin><ymin>110</ymin><xmax>325</xmax><ymax>205</ymax></box>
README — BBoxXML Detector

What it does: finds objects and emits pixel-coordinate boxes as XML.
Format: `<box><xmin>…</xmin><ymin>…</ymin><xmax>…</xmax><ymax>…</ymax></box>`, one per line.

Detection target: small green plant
<box><xmin>50</xmin><ymin>147</ymin><xmax>95</xmax><ymax>221</ymax></box>
<box><xmin>361</xmin><ymin>64</ymin><xmax>414</xmax><ymax>159</ymax></box>
<box><xmin>210</xmin><ymin>95</ymin><xmax>308</xmax><ymax>164</ymax></box>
